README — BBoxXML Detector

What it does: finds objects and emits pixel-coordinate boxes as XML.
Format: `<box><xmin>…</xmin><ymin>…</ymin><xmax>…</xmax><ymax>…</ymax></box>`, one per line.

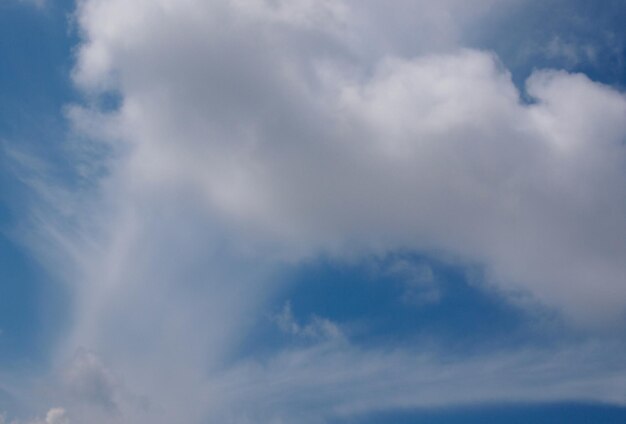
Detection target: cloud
<box><xmin>62</xmin><ymin>350</ymin><xmax>118</xmax><ymax>412</ymax></box>
<box><xmin>0</xmin><ymin>408</ymin><xmax>68</xmax><ymax>424</ymax></box>
<box><xmin>274</xmin><ymin>302</ymin><xmax>344</xmax><ymax>341</ymax></box>
<box><xmin>201</xmin><ymin>339</ymin><xmax>626</xmax><ymax>423</ymax></box>
<box><xmin>68</xmin><ymin>0</ymin><xmax>626</xmax><ymax>327</ymax></box>
<box><xmin>11</xmin><ymin>0</ymin><xmax>626</xmax><ymax>423</ymax></box>
<box><xmin>42</xmin><ymin>409</ymin><xmax>68</xmax><ymax>424</ymax></box>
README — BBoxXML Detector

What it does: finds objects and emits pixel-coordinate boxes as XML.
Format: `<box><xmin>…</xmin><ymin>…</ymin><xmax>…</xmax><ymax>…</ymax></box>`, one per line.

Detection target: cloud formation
<box><xmin>41</xmin><ymin>409</ymin><xmax>68</xmax><ymax>424</ymax></box>
<box><xmin>62</xmin><ymin>350</ymin><xmax>118</xmax><ymax>412</ymax></box>
<box><xmin>70</xmin><ymin>0</ymin><xmax>626</xmax><ymax>326</ymax></box>
<box><xmin>0</xmin><ymin>408</ymin><xmax>68</xmax><ymax>424</ymax></box>
<box><xmin>13</xmin><ymin>0</ymin><xmax>626</xmax><ymax>423</ymax></box>
<box><xmin>201</xmin><ymin>340</ymin><xmax>626</xmax><ymax>423</ymax></box>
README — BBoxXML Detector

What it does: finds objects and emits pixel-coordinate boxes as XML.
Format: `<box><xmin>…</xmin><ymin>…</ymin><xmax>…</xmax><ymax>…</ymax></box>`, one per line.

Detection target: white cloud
<box><xmin>68</xmin><ymin>0</ymin><xmax>626</xmax><ymax>327</ymax></box>
<box><xmin>13</xmin><ymin>0</ymin><xmax>626</xmax><ymax>422</ymax></box>
<box><xmin>274</xmin><ymin>302</ymin><xmax>343</xmax><ymax>341</ymax></box>
<box><xmin>43</xmin><ymin>409</ymin><xmax>69</xmax><ymax>424</ymax></box>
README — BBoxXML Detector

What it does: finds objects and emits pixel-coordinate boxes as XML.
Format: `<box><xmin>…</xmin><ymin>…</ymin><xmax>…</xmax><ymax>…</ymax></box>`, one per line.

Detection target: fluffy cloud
<box><xmin>16</xmin><ymin>0</ymin><xmax>626</xmax><ymax>423</ymax></box>
<box><xmin>69</xmin><ymin>0</ymin><xmax>626</xmax><ymax>326</ymax></box>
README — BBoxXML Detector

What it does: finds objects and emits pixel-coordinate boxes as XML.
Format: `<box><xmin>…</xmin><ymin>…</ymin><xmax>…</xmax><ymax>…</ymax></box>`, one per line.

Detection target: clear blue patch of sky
<box><xmin>237</xmin><ymin>253</ymin><xmax>567</xmax><ymax>362</ymax></box>
<box><xmin>285</xmin><ymin>255</ymin><xmax>529</xmax><ymax>349</ymax></box>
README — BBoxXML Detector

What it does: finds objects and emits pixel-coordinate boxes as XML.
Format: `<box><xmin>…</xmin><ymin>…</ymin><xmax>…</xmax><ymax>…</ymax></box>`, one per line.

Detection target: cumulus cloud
<box><xmin>68</xmin><ymin>0</ymin><xmax>626</xmax><ymax>327</ymax></box>
<box><xmin>14</xmin><ymin>0</ymin><xmax>626</xmax><ymax>422</ymax></box>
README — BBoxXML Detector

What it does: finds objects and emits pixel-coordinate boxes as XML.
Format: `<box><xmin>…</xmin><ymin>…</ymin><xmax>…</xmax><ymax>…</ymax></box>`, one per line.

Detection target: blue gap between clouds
<box><xmin>469</xmin><ymin>0</ymin><xmax>626</xmax><ymax>92</ymax></box>
<box><xmin>239</xmin><ymin>252</ymin><xmax>562</xmax><ymax>361</ymax></box>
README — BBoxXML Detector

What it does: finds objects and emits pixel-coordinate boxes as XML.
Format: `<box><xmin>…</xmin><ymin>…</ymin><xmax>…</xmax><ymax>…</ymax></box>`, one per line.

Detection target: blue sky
<box><xmin>1</xmin><ymin>1</ymin><xmax>626</xmax><ymax>423</ymax></box>
<box><xmin>0</xmin><ymin>0</ymin><xmax>74</xmax><ymax>367</ymax></box>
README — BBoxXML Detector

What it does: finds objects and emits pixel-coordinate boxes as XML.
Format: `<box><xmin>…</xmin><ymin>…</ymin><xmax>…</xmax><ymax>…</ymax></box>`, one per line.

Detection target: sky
<box><xmin>0</xmin><ymin>0</ymin><xmax>626</xmax><ymax>423</ymax></box>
